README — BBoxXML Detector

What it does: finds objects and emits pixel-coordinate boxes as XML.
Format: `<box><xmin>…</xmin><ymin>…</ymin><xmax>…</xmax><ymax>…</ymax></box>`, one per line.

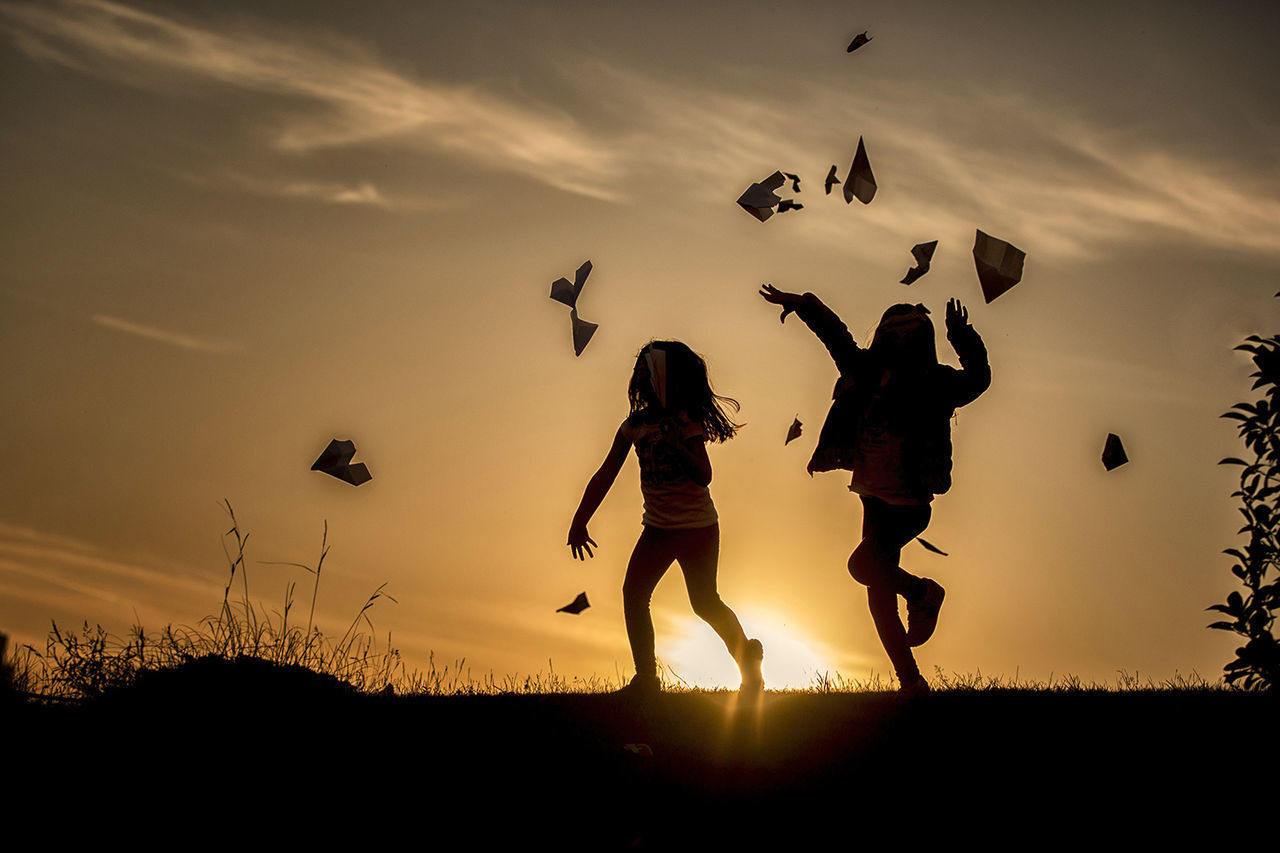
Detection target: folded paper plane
<box><xmin>311</xmin><ymin>439</ymin><xmax>372</xmax><ymax>486</ymax></box>
<box><xmin>847</xmin><ymin>31</ymin><xmax>873</xmax><ymax>52</ymax></box>
<box><xmin>972</xmin><ymin>230</ymin><xmax>1025</xmax><ymax>303</ymax></box>
<box><xmin>550</xmin><ymin>260</ymin><xmax>593</xmax><ymax>308</ymax></box>
<box><xmin>782</xmin><ymin>172</ymin><xmax>801</xmax><ymax>193</ymax></box>
<box><xmin>900</xmin><ymin>240</ymin><xmax>938</xmax><ymax>285</ymax></box>
<box><xmin>1102</xmin><ymin>433</ymin><xmax>1128</xmax><ymax>470</ymax></box>
<box><xmin>785</xmin><ymin>417</ymin><xmax>803</xmax><ymax>445</ymax></box>
<box><xmin>778</xmin><ymin>199</ymin><xmax>804</xmax><ymax>212</ymax></box>
<box><xmin>737</xmin><ymin>171</ymin><xmax>787</xmax><ymax>222</ymax></box>
<box><xmin>644</xmin><ymin>348</ymin><xmax>668</xmax><ymax>408</ymax></box>
<box><xmin>557</xmin><ymin>592</ymin><xmax>590</xmax><ymax>614</ymax></box>
<box><xmin>824</xmin><ymin>165</ymin><xmax>840</xmax><ymax>195</ymax></box>
<box><xmin>843</xmin><ymin>137</ymin><xmax>876</xmax><ymax>204</ymax></box>
<box><xmin>570</xmin><ymin>308</ymin><xmax>597</xmax><ymax>357</ymax></box>
<box><xmin>916</xmin><ymin>537</ymin><xmax>949</xmax><ymax>556</ymax></box>
<box><xmin>549</xmin><ymin>260</ymin><xmax>597</xmax><ymax>356</ymax></box>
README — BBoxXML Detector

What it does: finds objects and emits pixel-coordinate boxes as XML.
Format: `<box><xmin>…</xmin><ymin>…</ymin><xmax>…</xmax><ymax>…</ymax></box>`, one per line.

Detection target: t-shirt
<box><xmin>620</xmin><ymin>413</ymin><xmax>718</xmax><ymax>529</ymax></box>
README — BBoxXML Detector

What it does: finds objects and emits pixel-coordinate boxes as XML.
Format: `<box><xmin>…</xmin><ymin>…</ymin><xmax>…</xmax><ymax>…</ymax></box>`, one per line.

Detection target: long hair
<box><xmin>628</xmin><ymin>340</ymin><xmax>741</xmax><ymax>442</ymax></box>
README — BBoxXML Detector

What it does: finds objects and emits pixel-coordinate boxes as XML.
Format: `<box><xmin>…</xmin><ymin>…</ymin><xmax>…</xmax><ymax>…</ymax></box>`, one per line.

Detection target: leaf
<box><xmin>1220</xmin><ymin>412</ymin><xmax>1250</xmax><ymax>422</ymax></box>
<box><xmin>1207</xmin><ymin>621</ymin><xmax>1239</xmax><ymax>631</ymax></box>
<box><xmin>1219</xmin><ymin>457</ymin><xmax>1250</xmax><ymax>466</ymax></box>
<box><xmin>1206</xmin><ymin>603</ymin><xmax>1234</xmax><ymax>614</ymax></box>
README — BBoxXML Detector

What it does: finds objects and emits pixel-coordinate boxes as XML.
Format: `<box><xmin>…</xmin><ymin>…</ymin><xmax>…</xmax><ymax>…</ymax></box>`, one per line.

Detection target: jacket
<box><xmin>794</xmin><ymin>292</ymin><xmax>990</xmax><ymax>502</ymax></box>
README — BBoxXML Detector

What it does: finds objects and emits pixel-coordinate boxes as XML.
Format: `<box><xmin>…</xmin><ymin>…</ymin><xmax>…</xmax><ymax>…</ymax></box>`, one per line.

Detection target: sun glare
<box><xmin>662</xmin><ymin>612</ymin><xmax>837</xmax><ymax>690</ymax></box>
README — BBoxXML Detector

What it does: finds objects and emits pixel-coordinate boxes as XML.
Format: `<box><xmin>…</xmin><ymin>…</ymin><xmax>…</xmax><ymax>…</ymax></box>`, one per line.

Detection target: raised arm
<box><xmin>567</xmin><ymin>424</ymin><xmax>632</xmax><ymax>560</ymax></box>
<box><xmin>944</xmin><ymin>298</ymin><xmax>991</xmax><ymax>407</ymax></box>
<box><xmin>760</xmin><ymin>284</ymin><xmax>862</xmax><ymax>375</ymax></box>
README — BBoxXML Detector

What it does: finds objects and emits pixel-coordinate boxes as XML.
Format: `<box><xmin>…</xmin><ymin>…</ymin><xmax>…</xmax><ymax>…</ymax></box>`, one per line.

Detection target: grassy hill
<box><xmin>6</xmin><ymin>655</ymin><xmax>1273</xmax><ymax>848</ymax></box>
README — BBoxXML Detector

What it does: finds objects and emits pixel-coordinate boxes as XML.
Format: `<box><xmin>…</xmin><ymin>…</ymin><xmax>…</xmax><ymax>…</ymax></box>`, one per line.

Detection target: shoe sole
<box><xmin>906</xmin><ymin>584</ymin><xmax>944</xmax><ymax>647</ymax></box>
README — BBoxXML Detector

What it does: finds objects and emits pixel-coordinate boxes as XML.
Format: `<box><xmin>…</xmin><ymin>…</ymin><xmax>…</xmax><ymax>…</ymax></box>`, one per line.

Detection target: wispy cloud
<box><xmin>222</xmin><ymin>171</ymin><xmax>394</xmax><ymax>208</ymax></box>
<box><xmin>92</xmin><ymin>314</ymin><xmax>243</xmax><ymax>353</ymax></box>
<box><xmin>0</xmin><ymin>0</ymin><xmax>623</xmax><ymax>200</ymax></box>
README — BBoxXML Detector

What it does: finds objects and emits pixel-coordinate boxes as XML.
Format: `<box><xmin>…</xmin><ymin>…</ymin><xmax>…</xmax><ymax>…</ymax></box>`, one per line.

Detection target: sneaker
<box><xmin>905</xmin><ymin>579</ymin><xmax>945</xmax><ymax>647</ymax></box>
<box><xmin>898</xmin><ymin>674</ymin><xmax>932</xmax><ymax>695</ymax></box>
<box><xmin>618</xmin><ymin>673</ymin><xmax>661</xmax><ymax>698</ymax></box>
<box><xmin>739</xmin><ymin>638</ymin><xmax>764</xmax><ymax>694</ymax></box>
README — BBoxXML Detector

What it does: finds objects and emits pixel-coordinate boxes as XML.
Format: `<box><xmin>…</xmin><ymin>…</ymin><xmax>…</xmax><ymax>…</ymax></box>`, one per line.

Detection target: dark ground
<box><xmin>5</xmin><ymin>657</ymin><xmax>1273</xmax><ymax>848</ymax></box>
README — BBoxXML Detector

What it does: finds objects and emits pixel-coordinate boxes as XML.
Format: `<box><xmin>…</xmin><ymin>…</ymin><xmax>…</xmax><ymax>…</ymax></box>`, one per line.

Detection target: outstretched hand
<box><xmin>759</xmin><ymin>283</ymin><xmax>804</xmax><ymax>323</ymax></box>
<box><xmin>945</xmin><ymin>298</ymin><xmax>969</xmax><ymax>336</ymax></box>
<box><xmin>567</xmin><ymin>524</ymin><xmax>597</xmax><ymax>560</ymax></box>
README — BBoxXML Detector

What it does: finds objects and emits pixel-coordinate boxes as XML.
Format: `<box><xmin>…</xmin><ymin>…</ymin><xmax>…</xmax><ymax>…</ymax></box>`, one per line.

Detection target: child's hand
<box><xmin>945</xmin><ymin>298</ymin><xmax>969</xmax><ymax>336</ymax></box>
<box><xmin>759</xmin><ymin>283</ymin><xmax>803</xmax><ymax>323</ymax></box>
<box><xmin>567</xmin><ymin>524</ymin><xmax>597</xmax><ymax>560</ymax></box>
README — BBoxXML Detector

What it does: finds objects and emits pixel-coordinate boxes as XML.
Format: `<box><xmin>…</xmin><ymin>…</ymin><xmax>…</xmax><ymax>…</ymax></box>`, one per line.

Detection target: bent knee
<box><xmin>689</xmin><ymin>593</ymin><xmax>728</xmax><ymax>621</ymax></box>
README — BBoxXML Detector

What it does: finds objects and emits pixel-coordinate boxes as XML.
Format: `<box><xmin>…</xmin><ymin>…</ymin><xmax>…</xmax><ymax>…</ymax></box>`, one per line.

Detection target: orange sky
<box><xmin>2</xmin><ymin>0</ymin><xmax>1278</xmax><ymax>688</ymax></box>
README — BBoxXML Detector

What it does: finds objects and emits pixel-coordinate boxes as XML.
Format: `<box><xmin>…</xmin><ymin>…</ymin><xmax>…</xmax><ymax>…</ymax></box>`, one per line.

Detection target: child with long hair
<box><xmin>567</xmin><ymin>341</ymin><xmax>763</xmax><ymax>695</ymax></box>
<box><xmin>759</xmin><ymin>285</ymin><xmax>990</xmax><ymax>693</ymax></box>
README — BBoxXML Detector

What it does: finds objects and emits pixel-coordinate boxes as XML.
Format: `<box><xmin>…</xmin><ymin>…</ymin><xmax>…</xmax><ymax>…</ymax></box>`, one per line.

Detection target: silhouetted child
<box><xmin>760</xmin><ymin>285</ymin><xmax>990</xmax><ymax>693</ymax></box>
<box><xmin>567</xmin><ymin>341</ymin><xmax>763</xmax><ymax>696</ymax></box>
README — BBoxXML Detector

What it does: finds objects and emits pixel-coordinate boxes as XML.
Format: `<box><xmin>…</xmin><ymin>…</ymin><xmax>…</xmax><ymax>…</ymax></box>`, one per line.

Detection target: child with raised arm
<box><xmin>567</xmin><ymin>341</ymin><xmax>763</xmax><ymax>696</ymax></box>
<box><xmin>759</xmin><ymin>285</ymin><xmax>990</xmax><ymax>693</ymax></box>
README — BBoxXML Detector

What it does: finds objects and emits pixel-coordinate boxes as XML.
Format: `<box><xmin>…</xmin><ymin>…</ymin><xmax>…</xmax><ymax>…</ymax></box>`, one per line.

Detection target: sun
<box><xmin>661</xmin><ymin>611</ymin><xmax>838</xmax><ymax>690</ymax></box>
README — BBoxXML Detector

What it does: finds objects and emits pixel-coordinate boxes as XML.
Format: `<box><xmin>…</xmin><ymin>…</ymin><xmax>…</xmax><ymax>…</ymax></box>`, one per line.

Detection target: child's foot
<box><xmin>905</xmin><ymin>579</ymin><xmax>945</xmax><ymax>647</ymax></box>
<box><xmin>898</xmin><ymin>674</ymin><xmax>931</xmax><ymax>695</ymax></box>
<box><xmin>618</xmin><ymin>672</ymin><xmax>661</xmax><ymax>698</ymax></box>
<box><xmin>739</xmin><ymin>638</ymin><xmax>764</xmax><ymax>694</ymax></box>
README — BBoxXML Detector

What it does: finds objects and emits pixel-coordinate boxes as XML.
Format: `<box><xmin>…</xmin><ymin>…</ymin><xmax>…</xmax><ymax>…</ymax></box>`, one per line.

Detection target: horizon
<box><xmin>3</xmin><ymin>0</ymin><xmax>1279</xmax><ymax>689</ymax></box>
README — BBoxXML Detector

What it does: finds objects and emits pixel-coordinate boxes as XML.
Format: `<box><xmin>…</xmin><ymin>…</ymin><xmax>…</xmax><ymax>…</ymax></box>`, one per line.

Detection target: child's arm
<box><xmin>760</xmin><ymin>284</ymin><xmax>861</xmax><ymax>374</ymax></box>
<box><xmin>567</xmin><ymin>424</ymin><xmax>633</xmax><ymax>560</ymax></box>
<box><xmin>944</xmin><ymin>298</ymin><xmax>991</xmax><ymax>406</ymax></box>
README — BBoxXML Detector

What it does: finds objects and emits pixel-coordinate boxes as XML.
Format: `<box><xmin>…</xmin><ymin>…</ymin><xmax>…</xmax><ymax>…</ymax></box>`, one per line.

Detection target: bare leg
<box><xmin>623</xmin><ymin>526</ymin><xmax>677</xmax><ymax>678</ymax></box>
<box><xmin>673</xmin><ymin>524</ymin><xmax>750</xmax><ymax>663</ymax></box>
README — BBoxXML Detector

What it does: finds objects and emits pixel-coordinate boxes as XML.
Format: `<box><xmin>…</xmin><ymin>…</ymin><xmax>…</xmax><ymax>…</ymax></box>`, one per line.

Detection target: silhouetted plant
<box><xmin>1213</xmin><ymin>333</ymin><xmax>1280</xmax><ymax>691</ymax></box>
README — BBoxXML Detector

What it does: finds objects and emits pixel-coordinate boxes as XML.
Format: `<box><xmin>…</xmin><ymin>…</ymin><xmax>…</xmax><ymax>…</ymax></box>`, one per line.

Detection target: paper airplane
<box><xmin>916</xmin><ymin>537</ymin><xmax>948</xmax><ymax>556</ymax></box>
<box><xmin>900</xmin><ymin>241</ymin><xmax>938</xmax><ymax>285</ymax></box>
<box><xmin>570</xmin><ymin>308</ymin><xmax>597</xmax><ymax>357</ymax></box>
<box><xmin>311</xmin><ymin>439</ymin><xmax>372</xmax><ymax>486</ymax></box>
<box><xmin>972</xmin><ymin>230</ymin><xmax>1025</xmax><ymax>303</ymax></box>
<box><xmin>785</xmin><ymin>417</ymin><xmax>803</xmax><ymax>445</ymax></box>
<box><xmin>550</xmin><ymin>260</ymin><xmax>592</xmax><ymax>308</ymax></box>
<box><xmin>782</xmin><ymin>172</ymin><xmax>801</xmax><ymax>193</ymax></box>
<box><xmin>644</xmin><ymin>348</ymin><xmax>668</xmax><ymax>408</ymax></box>
<box><xmin>824</xmin><ymin>165</ymin><xmax>840</xmax><ymax>195</ymax></box>
<box><xmin>1102</xmin><ymin>433</ymin><xmax>1128</xmax><ymax>471</ymax></box>
<box><xmin>843</xmin><ymin>137</ymin><xmax>876</xmax><ymax>204</ymax></box>
<box><xmin>557</xmin><ymin>592</ymin><xmax>590</xmax><ymax>614</ymax></box>
<box><xmin>777</xmin><ymin>199</ymin><xmax>804</xmax><ymax>212</ymax></box>
<box><xmin>737</xmin><ymin>171</ymin><xmax>787</xmax><ymax>222</ymax></box>
<box><xmin>549</xmin><ymin>260</ymin><xmax>598</xmax><ymax>356</ymax></box>
<box><xmin>847</xmin><ymin>31</ymin><xmax>873</xmax><ymax>52</ymax></box>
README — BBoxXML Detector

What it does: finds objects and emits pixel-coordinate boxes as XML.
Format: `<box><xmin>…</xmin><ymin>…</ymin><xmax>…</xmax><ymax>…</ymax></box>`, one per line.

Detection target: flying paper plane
<box><xmin>847</xmin><ymin>31</ymin><xmax>873</xmax><ymax>52</ymax></box>
<box><xmin>843</xmin><ymin>137</ymin><xmax>876</xmax><ymax>204</ymax></box>
<box><xmin>557</xmin><ymin>592</ymin><xmax>590</xmax><ymax>614</ymax></box>
<box><xmin>644</xmin><ymin>348</ymin><xmax>668</xmax><ymax>408</ymax></box>
<box><xmin>1102</xmin><ymin>433</ymin><xmax>1128</xmax><ymax>471</ymax></box>
<box><xmin>782</xmin><ymin>172</ymin><xmax>802</xmax><ymax>193</ymax></box>
<box><xmin>785</xmin><ymin>417</ymin><xmax>803</xmax><ymax>445</ymax></box>
<box><xmin>824</xmin><ymin>165</ymin><xmax>840</xmax><ymax>195</ymax></box>
<box><xmin>916</xmin><ymin>537</ymin><xmax>949</xmax><ymax>556</ymax></box>
<box><xmin>900</xmin><ymin>240</ymin><xmax>939</xmax><ymax>285</ymax></box>
<box><xmin>550</xmin><ymin>260</ymin><xmax>592</xmax><ymax>308</ymax></box>
<box><xmin>777</xmin><ymin>199</ymin><xmax>804</xmax><ymax>212</ymax></box>
<box><xmin>972</xmin><ymin>230</ymin><xmax>1025</xmax><ymax>303</ymax></box>
<box><xmin>570</xmin><ymin>309</ymin><xmax>597</xmax><ymax>357</ymax></box>
<box><xmin>311</xmin><ymin>439</ymin><xmax>372</xmax><ymax>486</ymax></box>
<box><xmin>737</xmin><ymin>171</ymin><xmax>787</xmax><ymax>222</ymax></box>
<box><xmin>549</xmin><ymin>260</ymin><xmax>598</xmax><ymax>356</ymax></box>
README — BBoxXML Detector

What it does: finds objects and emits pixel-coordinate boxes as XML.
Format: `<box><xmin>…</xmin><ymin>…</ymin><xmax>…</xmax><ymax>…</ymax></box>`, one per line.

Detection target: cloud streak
<box><xmin>0</xmin><ymin>0</ymin><xmax>623</xmax><ymax>200</ymax></box>
<box><xmin>92</xmin><ymin>314</ymin><xmax>243</xmax><ymax>353</ymax></box>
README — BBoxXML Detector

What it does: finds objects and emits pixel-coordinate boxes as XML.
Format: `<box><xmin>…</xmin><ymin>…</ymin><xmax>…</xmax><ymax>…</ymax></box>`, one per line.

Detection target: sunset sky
<box><xmin>3</xmin><ymin>0</ymin><xmax>1278</xmax><ymax>689</ymax></box>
